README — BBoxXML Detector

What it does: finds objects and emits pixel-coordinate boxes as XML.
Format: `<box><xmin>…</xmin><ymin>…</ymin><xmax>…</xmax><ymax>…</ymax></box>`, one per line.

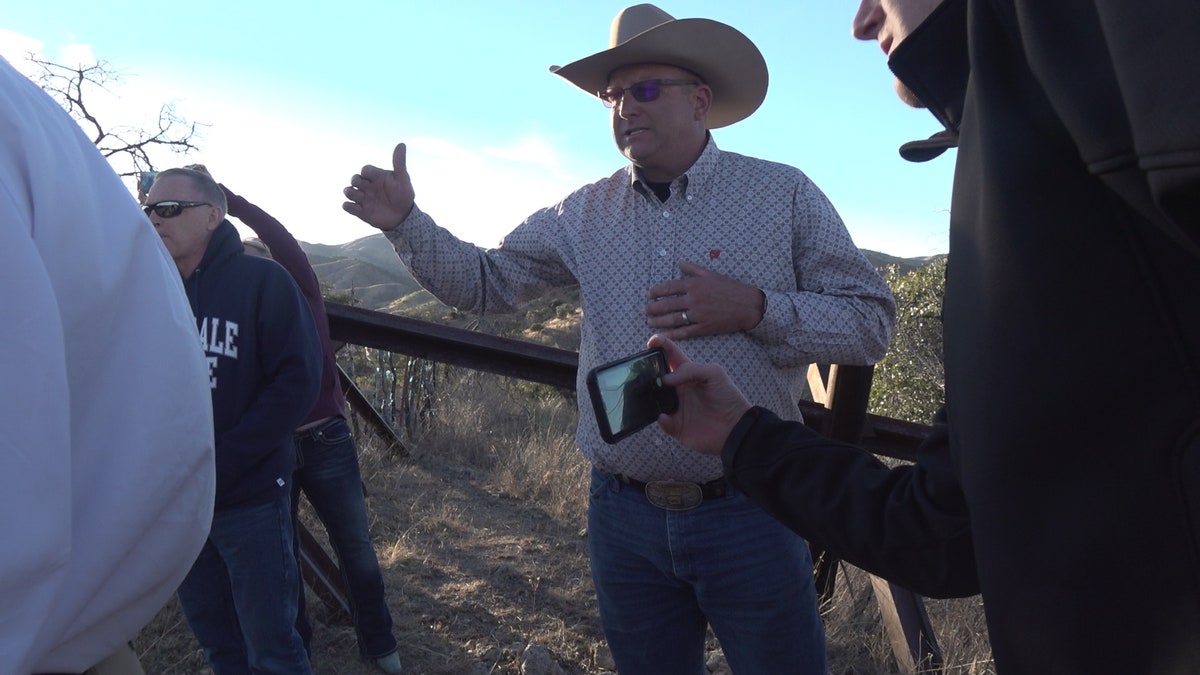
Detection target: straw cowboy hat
<box><xmin>550</xmin><ymin>4</ymin><xmax>768</xmax><ymax>129</ymax></box>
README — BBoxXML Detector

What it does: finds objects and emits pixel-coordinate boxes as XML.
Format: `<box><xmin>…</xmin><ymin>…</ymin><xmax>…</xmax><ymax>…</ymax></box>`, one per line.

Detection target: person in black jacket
<box><xmin>146</xmin><ymin>167</ymin><xmax>323</xmax><ymax>675</ymax></box>
<box><xmin>653</xmin><ymin>0</ymin><xmax>1200</xmax><ymax>672</ymax></box>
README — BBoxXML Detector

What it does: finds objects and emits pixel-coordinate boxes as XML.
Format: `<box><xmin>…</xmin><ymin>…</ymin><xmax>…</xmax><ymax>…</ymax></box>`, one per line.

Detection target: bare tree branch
<box><xmin>26</xmin><ymin>53</ymin><xmax>206</xmax><ymax>177</ymax></box>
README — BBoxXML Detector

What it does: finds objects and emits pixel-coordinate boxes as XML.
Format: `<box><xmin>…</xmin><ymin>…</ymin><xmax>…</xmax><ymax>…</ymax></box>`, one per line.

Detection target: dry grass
<box><xmin>133</xmin><ymin>363</ymin><xmax>994</xmax><ymax>674</ymax></box>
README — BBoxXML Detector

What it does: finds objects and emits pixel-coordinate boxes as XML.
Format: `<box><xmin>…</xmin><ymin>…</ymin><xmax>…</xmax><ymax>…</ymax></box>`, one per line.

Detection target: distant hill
<box><xmin>301</xmin><ymin>234</ymin><xmax>426</xmax><ymax>311</ymax></box>
<box><xmin>300</xmin><ymin>234</ymin><xmax>941</xmax><ymax>318</ymax></box>
<box><xmin>862</xmin><ymin>250</ymin><xmax>945</xmax><ymax>274</ymax></box>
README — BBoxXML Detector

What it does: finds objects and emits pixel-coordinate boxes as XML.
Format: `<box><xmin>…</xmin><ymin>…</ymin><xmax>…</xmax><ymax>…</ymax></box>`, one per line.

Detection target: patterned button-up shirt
<box><xmin>386</xmin><ymin>138</ymin><xmax>896</xmax><ymax>482</ymax></box>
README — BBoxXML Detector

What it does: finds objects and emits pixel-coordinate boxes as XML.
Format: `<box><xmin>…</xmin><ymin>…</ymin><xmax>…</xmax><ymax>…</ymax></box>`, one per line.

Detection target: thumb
<box><xmin>678</xmin><ymin>260</ymin><xmax>710</xmax><ymax>277</ymax></box>
<box><xmin>648</xmin><ymin>335</ymin><xmax>690</xmax><ymax>371</ymax></box>
<box><xmin>392</xmin><ymin>142</ymin><xmax>407</xmax><ymax>174</ymax></box>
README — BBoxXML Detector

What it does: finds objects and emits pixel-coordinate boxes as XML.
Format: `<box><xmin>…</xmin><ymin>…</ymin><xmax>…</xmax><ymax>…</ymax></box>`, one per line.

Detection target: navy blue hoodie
<box><xmin>184</xmin><ymin>219</ymin><xmax>322</xmax><ymax>511</ymax></box>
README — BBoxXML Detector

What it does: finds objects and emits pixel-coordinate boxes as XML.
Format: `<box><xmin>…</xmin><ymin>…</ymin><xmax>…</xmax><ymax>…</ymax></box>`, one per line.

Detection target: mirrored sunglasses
<box><xmin>598</xmin><ymin>78</ymin><xmax>699</xmax><ymax>108</ymax></box>
<box><xmin>143</xmin><ymin>200</ymin><xmax>212</xmax><ymax>218</ymax></box>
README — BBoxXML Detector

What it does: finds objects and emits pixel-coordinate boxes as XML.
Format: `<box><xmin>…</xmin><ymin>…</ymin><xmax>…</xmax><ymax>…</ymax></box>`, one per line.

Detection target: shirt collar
<box><xmin>628</xmin><ymin>134</ymin><xmax>720</xmax><ymax>200</ymax></box>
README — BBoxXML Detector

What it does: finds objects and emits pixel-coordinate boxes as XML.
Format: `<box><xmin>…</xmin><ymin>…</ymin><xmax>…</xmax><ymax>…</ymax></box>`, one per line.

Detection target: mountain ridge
<box><xmin>298</xmin><ymin>233</ymin><xmax>942</xmax><ymax>315</ymax></box>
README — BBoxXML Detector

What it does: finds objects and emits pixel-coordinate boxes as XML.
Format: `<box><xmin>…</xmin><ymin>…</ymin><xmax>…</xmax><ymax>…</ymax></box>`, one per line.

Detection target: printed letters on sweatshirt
<box><xmin>198</xmin><ymin>316</ymin><xmax>238</xmax><ymax>388</ymax></box>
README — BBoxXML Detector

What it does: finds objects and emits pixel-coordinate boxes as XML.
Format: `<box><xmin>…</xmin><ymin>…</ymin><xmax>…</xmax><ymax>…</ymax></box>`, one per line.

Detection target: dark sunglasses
<box><xmin>143</xmin><ymin>200</ymin><xmax>212</xmax><ymax>218</ymax></box>
<box><xmin>598</xmin><ymin>78</ymin><xmax>699</xmax><ymax>108</ymax></box>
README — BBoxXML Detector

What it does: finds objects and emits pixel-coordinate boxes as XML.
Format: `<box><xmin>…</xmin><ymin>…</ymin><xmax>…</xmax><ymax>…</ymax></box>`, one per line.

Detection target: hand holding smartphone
<box><xmin>586</xmin><ymin>347</ymin><xmax>679</xmax><ymax>444</ymax></box>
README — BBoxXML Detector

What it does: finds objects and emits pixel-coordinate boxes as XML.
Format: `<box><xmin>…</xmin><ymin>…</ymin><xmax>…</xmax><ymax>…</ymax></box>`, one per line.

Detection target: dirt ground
<box><xmin>134</xmin><ymin>433</ymin><xmax>618</xmax><ymax>674</ymax></box>
<box><xmin>131</xmin><ymin>376</ymin><xmax>992</xmax><ymax>675</ymax></box>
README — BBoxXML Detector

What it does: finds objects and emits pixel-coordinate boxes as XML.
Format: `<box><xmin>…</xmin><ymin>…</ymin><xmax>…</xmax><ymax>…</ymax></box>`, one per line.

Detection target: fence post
<box><xmin>812</xmin><ymin>364</ymin><xmax>944</xmax><ymax>674</ymax></box>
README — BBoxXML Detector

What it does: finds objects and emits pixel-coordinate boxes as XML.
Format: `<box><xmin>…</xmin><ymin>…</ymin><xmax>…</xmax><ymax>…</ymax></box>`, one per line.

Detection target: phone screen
<box><xmin>585</xmin><ymin>347</ymin><xmax>678</xmax><ymax>444</ymax></box>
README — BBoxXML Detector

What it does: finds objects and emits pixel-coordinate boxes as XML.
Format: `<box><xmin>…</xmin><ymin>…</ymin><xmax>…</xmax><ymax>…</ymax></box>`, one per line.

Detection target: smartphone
<box><xmin>585</xmin><ymin>347</ymin><xmax>679</xmax><ymax>444</ymax></box>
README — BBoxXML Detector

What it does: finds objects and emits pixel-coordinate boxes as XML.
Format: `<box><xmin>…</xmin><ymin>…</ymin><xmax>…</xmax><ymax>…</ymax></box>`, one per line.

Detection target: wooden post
<box><xmin>869</xmin><ymin>574</ymin><xmax>944</xmax><ymax>673</ymax></box>
<box><xmin>811</xmin><ymin>363</ymin><xmax>944</xmax><ymax>674</ymax></box>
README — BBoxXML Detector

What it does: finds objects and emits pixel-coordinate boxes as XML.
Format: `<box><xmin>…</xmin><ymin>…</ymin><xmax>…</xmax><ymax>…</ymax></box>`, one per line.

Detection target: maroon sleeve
<box><xmin>221</xmin><ymin>185</ymin><xmax>322</xmax><ymax>305</ymax></box>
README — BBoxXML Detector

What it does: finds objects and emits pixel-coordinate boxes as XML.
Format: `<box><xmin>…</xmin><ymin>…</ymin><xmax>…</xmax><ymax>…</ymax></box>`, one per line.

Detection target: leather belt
<box><xmin>616</xmin><ymin>474</ymin><xmax>727</xmax><ymax>511</ymax></box>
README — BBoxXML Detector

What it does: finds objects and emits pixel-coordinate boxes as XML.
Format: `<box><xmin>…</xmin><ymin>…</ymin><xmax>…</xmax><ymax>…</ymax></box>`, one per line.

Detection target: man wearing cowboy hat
<box><xmin>343</xmin><ymin>5</ymin><xmax>895</xmax><ymax>672</ymax></box>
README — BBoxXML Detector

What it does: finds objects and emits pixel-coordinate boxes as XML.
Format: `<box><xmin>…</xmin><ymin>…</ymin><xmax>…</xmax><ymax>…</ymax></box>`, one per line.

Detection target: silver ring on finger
<box><xmin>681</xmin><ymin>310</ymin><xmax>690</xmax><ymax>325</ymax></box>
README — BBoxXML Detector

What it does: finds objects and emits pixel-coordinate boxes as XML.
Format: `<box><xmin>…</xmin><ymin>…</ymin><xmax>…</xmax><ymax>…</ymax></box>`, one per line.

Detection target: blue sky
<box><xmin>2</xmin><ymin>2</ymin><xmax>955</xmax><ymax>257</ymax></box>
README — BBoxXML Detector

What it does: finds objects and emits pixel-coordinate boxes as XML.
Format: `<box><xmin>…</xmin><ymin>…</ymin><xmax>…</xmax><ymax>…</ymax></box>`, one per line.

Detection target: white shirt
<box><xmin>0</xmin><ymin>57</ymin><xmax>215</xmax><ymax>674</ymax></box>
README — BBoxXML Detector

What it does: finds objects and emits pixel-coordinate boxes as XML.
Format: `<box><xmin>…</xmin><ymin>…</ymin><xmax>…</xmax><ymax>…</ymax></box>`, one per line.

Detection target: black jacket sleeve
<box><xmin>721</xmin><ymin>406</ymin><xmax>979</xmax><ymax>598</ymax></box>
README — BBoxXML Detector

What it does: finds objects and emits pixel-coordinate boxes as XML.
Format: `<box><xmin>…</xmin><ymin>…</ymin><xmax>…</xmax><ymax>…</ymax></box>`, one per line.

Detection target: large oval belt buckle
<box><xmin>644</xmin><ymin>481</ymin><xmax>703</xmax><ymax>511</ymax></box>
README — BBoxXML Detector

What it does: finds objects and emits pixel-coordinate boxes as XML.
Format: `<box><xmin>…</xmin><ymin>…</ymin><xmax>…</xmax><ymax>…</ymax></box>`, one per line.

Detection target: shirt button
<box><xmin>658</xmin><ymin>249</ymin><xmax>668</xmax><ymax>257</ymax></box>
<box><xmin>662</xmin><ymin>211</ymin><xmax>671</xmax><ymax>218</ymax></box>
<box><xmin>686</xmin><ymin>195</ymin><xmax>693</xmax><ymax>202</ymax></box>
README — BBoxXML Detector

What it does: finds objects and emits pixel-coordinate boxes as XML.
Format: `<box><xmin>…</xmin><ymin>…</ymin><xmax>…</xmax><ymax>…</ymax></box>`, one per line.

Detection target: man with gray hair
<box><xmin>147</xmin><ymin>167</ymin><xmax>323</xmax><ymax>674</ymax></box>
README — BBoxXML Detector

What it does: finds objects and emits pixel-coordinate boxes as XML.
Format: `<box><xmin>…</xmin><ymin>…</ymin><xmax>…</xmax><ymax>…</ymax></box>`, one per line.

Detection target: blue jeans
<box><xmin>177</xmin><ymin>492</ymin><xmax>312</xmax><ymax>674</ymax></box>
<box><xmin>292</xmin><ymin>416</ymin><xmax>397</xmax><ymax>660</ymax></box>
<box><xmin>588</xmin><ymin>470</ymin><xmax>827</xmax><ymax>674</ymax></box>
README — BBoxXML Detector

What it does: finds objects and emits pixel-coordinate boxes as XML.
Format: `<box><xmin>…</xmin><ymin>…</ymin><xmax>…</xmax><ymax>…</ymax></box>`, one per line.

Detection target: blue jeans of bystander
<box><xmin>587</xmin><ymin>469</ymin><xmax>827</xmax><ymax>675</ymax></box>
<box><xmin>177</xmin><ymin>492</ymin><xmax>312</xmax><ymax>674</ymax></box>
<box><xmin>292</xmin><ymin>416</ymin><xmax>398</xmax><ymax>661</ymax></box>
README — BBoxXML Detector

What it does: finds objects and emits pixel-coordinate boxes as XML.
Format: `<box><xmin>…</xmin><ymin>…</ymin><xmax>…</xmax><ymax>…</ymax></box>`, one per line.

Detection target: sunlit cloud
<box><xmin>400</xmin><ymin>134</ymin><xmax>584</xmax><ymax>248</ymax></box>
<box><xmin>0</xmin><ymin>30</ymin><xmax>95</xmax><ymax>72</ymax></box>
<box><xmin>481</xmin><ymin>133</ymin><xmax>573</xmax><ymax>181</ymax></box>
<box><xmin>59</xmin><ymin>42</ymin><xmax>95</xmax><ymax>67</ymax></box>
<box><xmin>0</xmin><ymin>30</ymin><xmax>44</xmax><ymax>75</ymax></box>
<box><xmin>143</xmin><ymin>94</ymin><xmax>582</xmax><ymax>250</ymax></box>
